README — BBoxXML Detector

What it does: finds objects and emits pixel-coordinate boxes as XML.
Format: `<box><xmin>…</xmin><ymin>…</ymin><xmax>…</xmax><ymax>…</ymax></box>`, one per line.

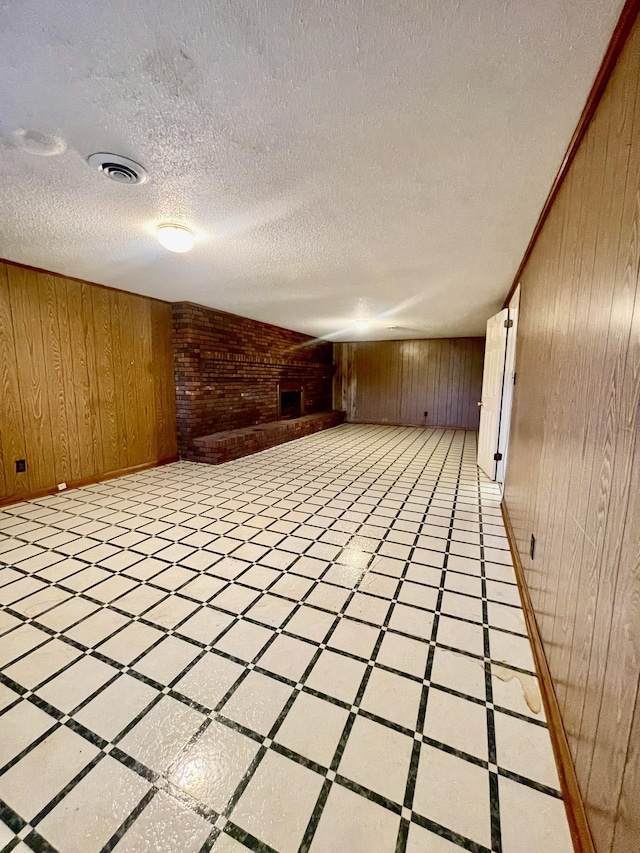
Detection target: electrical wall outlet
<box><xmin>57</xmin><ymin>482</ymin><xmax>67</xmax><ymax>491</ymax></box>
<box><xmin>15</xmin><ymin>459</ymin><xmax>26</xmax><ymax>473</ymax></box>
<box><xmin>423</xmin><ymin>411</ymin><xmax>428</xmax><ymax>417</ymax></box>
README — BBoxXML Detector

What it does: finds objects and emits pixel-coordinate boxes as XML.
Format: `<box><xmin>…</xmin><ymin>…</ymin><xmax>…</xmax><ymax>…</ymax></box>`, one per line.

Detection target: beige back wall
<box><xmin>0</xmin><ymin>261</ymin><xmax>177</xmax><ymax>503</ymax></box>
<box><xmin>503</xmin><ymin>13</ymin><xmax>640</xmax><ymax>852</ymax></box>
<box><xmin>334</xmin><ymin>338</ymin><xmax>484</xmax><ymax>429</ymax></box>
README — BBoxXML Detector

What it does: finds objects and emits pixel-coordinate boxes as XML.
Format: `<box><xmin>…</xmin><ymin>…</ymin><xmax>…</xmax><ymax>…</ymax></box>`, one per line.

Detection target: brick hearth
<box><xmin>190</xmin><ymin>411</ymin><xmax>345</xmax><ymax>464</ymax></box>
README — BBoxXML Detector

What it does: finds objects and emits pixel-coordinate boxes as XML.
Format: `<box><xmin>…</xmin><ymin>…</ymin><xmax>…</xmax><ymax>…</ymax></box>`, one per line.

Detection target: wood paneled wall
<box><xmin>334</xmin><ymin>338</ymin><xmax>484</xmax><ymax>429</ymax></box>
<box><xmin>503</xmin><ymin>14</ymin><xmax>640</xmax><ymax>852</ymax></box>
<box><xmin>0</xmin><ymin>262</ymin><xmax>177</xmax><ymax>503</ymax></box>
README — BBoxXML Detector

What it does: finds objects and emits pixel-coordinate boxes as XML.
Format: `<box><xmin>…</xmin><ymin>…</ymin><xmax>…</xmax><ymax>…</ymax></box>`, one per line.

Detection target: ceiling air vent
<box><xmin>87</xmin><ymin>152</ymin><xmax>148</xmax><ymax>185</ymax></box>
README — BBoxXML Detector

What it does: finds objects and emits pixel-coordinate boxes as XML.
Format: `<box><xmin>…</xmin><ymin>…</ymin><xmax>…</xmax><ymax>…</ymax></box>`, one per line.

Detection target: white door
<box><xmin>496</xmin><ymin>286</ymin><xmax>520</xmax><ymax>483</ymax></box>
<box><xmin>478</xmin><ymin>308</ymin><xmax>509</xmax><ymax>479</ymax></box>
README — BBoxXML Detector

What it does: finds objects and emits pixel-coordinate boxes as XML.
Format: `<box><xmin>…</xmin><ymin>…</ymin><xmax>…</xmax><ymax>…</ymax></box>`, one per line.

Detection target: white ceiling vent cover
<box><xmin>87</xmin><ymin>152</ymin><xmax>148</xmax><ymax>185</ymax></box>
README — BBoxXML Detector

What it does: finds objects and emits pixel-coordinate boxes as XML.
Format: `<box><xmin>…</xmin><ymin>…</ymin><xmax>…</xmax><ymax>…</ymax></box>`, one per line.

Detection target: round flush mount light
<box><xmin>355</xmin><ymin>320</ymin><xmax>370</xmax><ymax>331</ymax></box>
<box><xmin>156</xmin><ymin>223</ymin><xmax>195</xmax><ymax>253</ymax></box>
<box><xmin>87</xmin><ymin>152</ymin><xmax>148</xmax><ymax>185</ymax></box>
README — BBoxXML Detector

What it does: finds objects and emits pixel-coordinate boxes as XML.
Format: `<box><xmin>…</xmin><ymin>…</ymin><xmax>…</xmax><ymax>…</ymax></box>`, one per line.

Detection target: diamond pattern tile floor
<box><xmin>0</xmin><ymin>424</ymin><xmax>573</xmax><ymax>852</ymax></box>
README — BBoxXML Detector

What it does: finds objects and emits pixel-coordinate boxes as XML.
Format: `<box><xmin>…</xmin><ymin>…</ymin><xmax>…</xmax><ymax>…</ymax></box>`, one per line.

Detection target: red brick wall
<box><xmin>173</xmin><ymin>302</ymin><xmax>335</xmax><ymax>457</ymax></box>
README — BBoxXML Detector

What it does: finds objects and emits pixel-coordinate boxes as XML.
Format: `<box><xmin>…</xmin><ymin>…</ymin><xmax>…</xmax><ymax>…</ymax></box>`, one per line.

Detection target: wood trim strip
<box><xmin>348</xmin><ymin>419</ymin><xmax>476</xmax><ymax>430</ymax></box>
<box><xmin>337</xmin><ymin>336</ymin><xmax>485</xmax><ymax>345</ymax></box>
<box><xmin>0</xmin><ymin>257</ymin><xmax>171</xmax><ymax>305</ymax></box>
<box><xmin>0</xmin><ymin>456</ymin><xmax>178</xmax><ymax>509</ymax></box>
<box><xmin>503</xmin><ymin>0</ymin><xmax>640</xmax><ymax>307</ymax></box>
<box><xmin>501</xmin><ymin>501</ymin><xmax>595</xmax><ymax>853</ymax></box>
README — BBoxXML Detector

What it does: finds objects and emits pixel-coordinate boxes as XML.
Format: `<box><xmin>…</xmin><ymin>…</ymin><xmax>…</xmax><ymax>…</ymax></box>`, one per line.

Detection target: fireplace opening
<box><xmin>278</xmin><ymin>383</ymin><xmax>304</xmax><ymax>419</ymax></box>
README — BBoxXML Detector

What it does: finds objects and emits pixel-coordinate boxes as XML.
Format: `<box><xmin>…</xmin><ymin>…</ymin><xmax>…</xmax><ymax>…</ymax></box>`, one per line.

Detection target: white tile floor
<box><xmin>0</xmin><ymin>425</ymin><xmax>573</xmax><ymax>853</ymax></box>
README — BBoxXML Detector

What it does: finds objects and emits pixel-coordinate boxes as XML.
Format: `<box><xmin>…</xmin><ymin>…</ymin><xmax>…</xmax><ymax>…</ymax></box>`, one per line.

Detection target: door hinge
<box><xmin>493</xmin><ymin>452</ymin><xmax>503</xmax><ymax>461</ymax></box>
<box><xmin>513</xmin><ymin>371</ymin><xmax>517</xmax><ymax>385</ymax></box>
<box><xmin>504</xmin><ymin>318</ymin><xmax>513</xmax><ymax>328</ymax></box>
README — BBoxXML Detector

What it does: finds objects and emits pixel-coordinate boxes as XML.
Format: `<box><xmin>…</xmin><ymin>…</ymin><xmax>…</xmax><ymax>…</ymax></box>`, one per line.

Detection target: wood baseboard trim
<box><xmin>501</xmin><ymin>501</ymin><xmax>595</xmax><ymax>853</ymax></box>
<box><xmin>346</xmin><ymin>419</ymin><xmax>478</xmax><ymax>430</ymax></box>
<box><xmin>0</xmin><ymin>456</ymin><xmax>179</xmax><ymax>509</ymax></box>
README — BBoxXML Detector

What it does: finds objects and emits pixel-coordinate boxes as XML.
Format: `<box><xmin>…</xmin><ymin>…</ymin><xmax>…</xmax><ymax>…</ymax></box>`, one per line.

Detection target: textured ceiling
<box><xmin>0</xmin><ymin>0</ymin><xmax>623</xmax><ymax>340</ymax></box>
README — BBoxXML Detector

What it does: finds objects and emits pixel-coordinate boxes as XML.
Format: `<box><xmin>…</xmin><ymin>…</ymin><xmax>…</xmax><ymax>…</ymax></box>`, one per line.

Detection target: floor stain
<box><xmin>492</xmin><ymin>663</ymin><xmax>543</xmax><ymax>715</ymax></box>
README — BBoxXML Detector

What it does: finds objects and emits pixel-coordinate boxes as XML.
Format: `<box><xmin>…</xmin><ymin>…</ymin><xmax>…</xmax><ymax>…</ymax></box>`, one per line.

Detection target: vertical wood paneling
<box><xmin>0</xmin><ymin>262</ymin><xmax>177</xmax><ymax>503</ymax></box>
<box><xmin>345</xmin><ymin>344</ymin><xmax>356</xmax><ymax>421</ymax></box>
<box><xmin>117</xmin><ymin>292</ymin><xmax>142</xmax><ymax>467</ymax></box>
<box><xmin>91</xmin><ymin>286</ymin><xmax>119</xmax><ymax>474</ymax></box>
<box><xmin>562</xmin><ymin>96</ymin><xmax>621</xmax><ymax>777</ymax></box>
<box><xmin>546</xmin><ymin>143</ymin><xmax>594</xmax><ymax>716</ymax></box>
<box><xmin>0</xmin><ymin>264</ymin><xmax>28</xmax><ymax>496</ymax></box>
<box><xmin>41</xmin><ymin>273</ymin><xmax>73</xmax><ymax>485</ymax></box>
<box><xmin>135</xmin><ymin>301</ymin><xmax>156</xmax><ymax>465</ymax></box>
<box><xmin>109</xmin><ymin>291</ymin><xmax>129</xmax><ymax>469</ymax></box>
<box><xmin>540</xmin><ymin>135</ymin><xmax>596</xmax><ymax>692</ymax></box>
<box><xmin>504</xmin><ymin>15</ymin><xmax>640</xmax><ymax>853</ymax></box>
<box><xmin>55</xmin><ymin>279</ymin><xmax>83</xmax><ymax>482</ymax></box>
<box><xmin>76</xmin><ymin>279</ymin><xmax>104</xmax><ymax>476</ymax></box>
<box><xmin>333</xmin><ymin>343</ymin><xmax>358</xmax><ymax>421</ymax></box>
<box><xmin>426</xmin><ymin>340</ymin><xmax>439</xmax><ymax>425</ymax></box>
<box><xmin>612</xmin><ymin>677</ymin><xmax>640</xmax><ymax>852</ymax></box>
<box><xmin>336</xmin><ymin>337</ymin><xmax>484</xmax><ymax>429</ymax></box>
<box><xmin>333</xmin><ymin>342</ymin><xmax>344</xmax><ymax>411</ymax></box>
<box><xmin>7</xmin><ymin>265</ymin><xmax>56</xmax><ymax>492</ymax></box>
<box><xmin>588</xmin><ymin>392</ymin><xmax>640</xmax><ymax>848</ymax></box>
<box><xmin>574</xmin><ymin>41</ymin><xmax>640</xmax><ymax>839</ymax></box>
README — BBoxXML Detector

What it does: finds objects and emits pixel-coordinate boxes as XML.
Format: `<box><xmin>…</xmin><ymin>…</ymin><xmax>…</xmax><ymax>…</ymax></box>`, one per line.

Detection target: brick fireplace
<box><xmin>173</xmin><ymin>302</ymin><xmax>337</xmax><ymax>460</ymax></box>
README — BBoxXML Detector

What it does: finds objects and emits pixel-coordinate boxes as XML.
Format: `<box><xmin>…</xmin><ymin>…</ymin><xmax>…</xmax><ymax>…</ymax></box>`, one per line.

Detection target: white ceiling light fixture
<box><xmin>355</xmin><ymin>320</ymin><xmax>370</xmax><ymax>331</ymax></box>
<box><xmin>156</xmin><ymin>223</ymin><xmax>195</xmax><ymax>253</ymax></box>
